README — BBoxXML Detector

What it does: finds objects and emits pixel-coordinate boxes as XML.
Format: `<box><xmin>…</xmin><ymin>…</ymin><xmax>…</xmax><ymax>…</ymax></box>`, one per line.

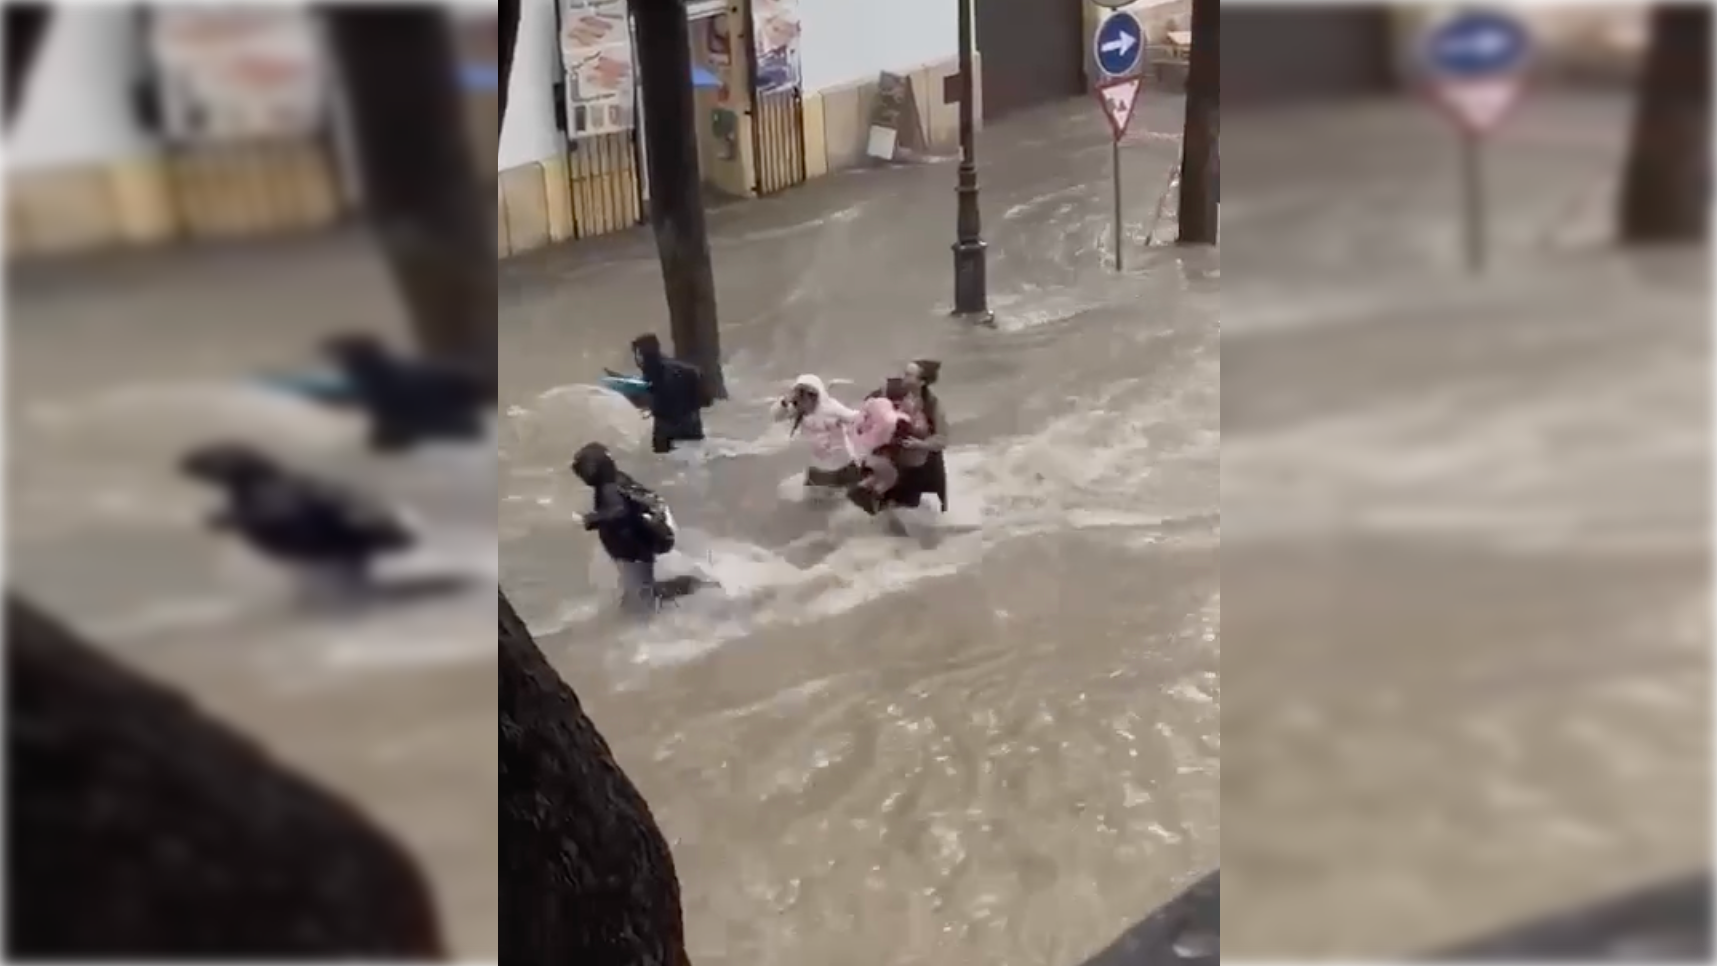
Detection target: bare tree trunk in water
<box><xmin>1618</xmin><ymin>4</ymin><xmax>1710</xmax><ymax>244</ymax></box>
<box><xmin>632</xmin><ymin>0</ymin><xmax>727</xmax><ymax>400</ymax></box>
<box><xmin>493</xmin><ymin>4</ymin><xmax>693</xmax><ymax>963</ymax></box>
<box><xmin>1177</xmin><ymin>0</ymin><xmax>1218</xmax><ymax>245</ymax></box>
<box><xmin>324</xmin><ymin>10</ymin><xmax>496</xmax><ymax>382</ymax></box>
<box><xmin>498</xmin><ymin>591</ymin><xmax>693</xmax><ymax>966</ymax></box>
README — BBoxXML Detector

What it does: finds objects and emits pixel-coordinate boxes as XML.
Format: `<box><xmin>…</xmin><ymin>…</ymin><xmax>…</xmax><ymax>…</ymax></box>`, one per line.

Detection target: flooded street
<box><xmin>1222</xmin><ymin>93</ymin><xmax>1710</xmax><ymax>956</ymax></box>
<box><xmin>500</xmin><ymin>94</ymin><xmax>1217</xmax><ymax>966</ymax></box>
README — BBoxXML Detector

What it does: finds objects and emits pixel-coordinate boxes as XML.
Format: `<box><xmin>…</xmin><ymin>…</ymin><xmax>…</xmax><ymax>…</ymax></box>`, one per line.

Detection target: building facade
<box><xmin>15</xmin><ymin>4</ymin><xmax>1633</xmax><ymax>261</ymax></box>
<box><xmin>495</xmin><ymin>0</ymin><xmax>984</xmax><ymax>256</ymax></box>
<box><xmin>8</xmin><ymin>0</ymin><xmax>1178</xmax><ymax>260</ymax></box>
<box><xmin>496</xmin><ymin>0</ymin><xmax>1196</xmax><ymax>256</ymax></box>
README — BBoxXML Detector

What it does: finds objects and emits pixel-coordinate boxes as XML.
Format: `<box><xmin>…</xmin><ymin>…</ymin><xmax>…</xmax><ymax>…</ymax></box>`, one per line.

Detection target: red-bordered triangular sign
<box><xmin>1428</xmin><ymin>76</ymin><xmax>1524</xmax><ymax>135</ymax></box>
<box><xmin>1094</xmin><ymin>75</ymin><xmax>1144</xmax><ymax>141</ymax></box>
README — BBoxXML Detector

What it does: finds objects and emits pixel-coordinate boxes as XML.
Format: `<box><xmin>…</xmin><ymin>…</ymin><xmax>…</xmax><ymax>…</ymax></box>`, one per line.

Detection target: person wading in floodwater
<box><xmin>630</xmin><ymin>333</ymin><xmax>711</xmax><ymax>455</ymax></box>
<box><xmin>570</xmin><ymin>442</ymin><xmax>706</xmax><ymax>613</ymax></box>
<box><xmin>771</xmin><ymin>373</ymin><xmax>863</xmax><ymax>495</ymax></box>
<box><xmin>889</xmin><ymin>359</ymin><xmax>949</xmax><ymax>512</ymax></box>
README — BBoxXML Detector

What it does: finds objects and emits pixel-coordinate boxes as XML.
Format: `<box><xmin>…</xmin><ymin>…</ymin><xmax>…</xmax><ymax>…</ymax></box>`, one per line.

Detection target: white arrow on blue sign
<box><xmin>1094</xmin><ymin>11</ymin><xmax>1144</xmax><ymax>78</ymax></box>
<box><xmin>1423</xmin><ymin>9</ymin><xmax>1531</xmax><ymax>80</ymax></box>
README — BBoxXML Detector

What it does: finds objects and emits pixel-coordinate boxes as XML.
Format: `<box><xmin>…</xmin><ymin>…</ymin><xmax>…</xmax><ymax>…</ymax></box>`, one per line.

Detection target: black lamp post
<box><xmin>951</xmin><ymin>0</ymin><xmax>991</xmax><ymax>323</ymax></box>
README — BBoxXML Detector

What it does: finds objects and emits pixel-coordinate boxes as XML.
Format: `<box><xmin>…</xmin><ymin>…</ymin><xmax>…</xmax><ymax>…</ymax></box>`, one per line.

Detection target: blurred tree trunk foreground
<box><xmin>325</xmin><ymin>12</ymin><xmax>497</xmax><ymax>384</ymax></box>
<box><xmin>1177</xmin><ymin>0</ymin><xmax>1218</xmax><ymax>245</ymax></box>
<box><xmin>494</xmin><ymin>5</ymin><xmax>694</xmax><ymax>964</ymax></box>
<box><xmin>1618</xmin><ymin>4</ymin><xmax>1710</xmax><ymax>244</ymax></box>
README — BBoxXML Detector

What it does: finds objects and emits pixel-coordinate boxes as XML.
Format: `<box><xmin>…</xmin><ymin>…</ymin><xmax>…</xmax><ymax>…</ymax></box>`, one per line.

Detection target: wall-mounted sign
<box><xmin>752</xmin><ymin>0</ymin><xmax>802</xmax><ymax>93</ymax></box>
<box><xmin>149</xmin><ymin>8</ymin><xmax>327</xmax><ymax>142</ymax></box>
<box><xmin>705</xmin><ymin>12</ymin><xmax>732</xmax><ymax>67</ymax></box>
<box><xmin>560</xmin><ymin>0</ymin><xmax>636</xmax><ymax>137</ymax></box>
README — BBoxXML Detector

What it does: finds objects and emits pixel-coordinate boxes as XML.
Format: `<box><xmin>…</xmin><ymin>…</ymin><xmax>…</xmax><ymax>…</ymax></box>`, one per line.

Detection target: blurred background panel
<box><xmin>7</xmin><ymin>4</ymin><xmax>500</xmax><ymax>957</ymax></box>
<box><xmin>1223</xmin><ymin>4</ymin><xmax>1647</xmax><ymax>105</ymax></box>
<box><xmin>6</xmin><ymin>3</ymin><xmax>497</xmax><ymax>259</ymax></box>
<box><xmin>1221</xmin><ymin>1</ymin><xmax>1709</xmax><ymax>959</ymax></box>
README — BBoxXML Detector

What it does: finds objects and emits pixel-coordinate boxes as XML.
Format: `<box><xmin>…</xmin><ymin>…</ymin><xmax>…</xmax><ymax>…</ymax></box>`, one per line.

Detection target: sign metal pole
<box><xmin>1419</xmin><ymin>8</ymin><xmax>1531</xmax><ymax>278</ymax></box>
<box><xmin>1092</xmin><ymin>10</ymin><xmax>1144</xmax><ymax>274</ymax></box>
<box><xmin>1460</xmin><ymin>129</ymin><xmax>1485</xmax><ymax>274</ymax></box>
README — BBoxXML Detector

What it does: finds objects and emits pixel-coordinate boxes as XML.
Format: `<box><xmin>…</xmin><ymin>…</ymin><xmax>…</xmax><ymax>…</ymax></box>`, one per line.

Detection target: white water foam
<box><xmin>635</xmin><ymin>392</ymin><xmax>1210</xmax><ymax>666</ymax></box>
<box><xmin>15</xmin><ymin>381</ymin><xmax>371</xmax><ymax>540</ymax></box>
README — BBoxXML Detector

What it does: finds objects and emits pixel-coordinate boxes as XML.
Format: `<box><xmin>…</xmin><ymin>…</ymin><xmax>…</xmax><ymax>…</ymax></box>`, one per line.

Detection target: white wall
<box><xmin>11</xmin><ymin>8</ymin><xmax>156</xmax><ymax>172</ymax></box>
<box><xmin>797</xmin><ymin>0</ymin><xmax>958</xmax><ymax>94</ymax></box>
<box><xmin>497</xmin><ymin>0</ymin><xmax>564</xmax><ymax>170</ymax></box>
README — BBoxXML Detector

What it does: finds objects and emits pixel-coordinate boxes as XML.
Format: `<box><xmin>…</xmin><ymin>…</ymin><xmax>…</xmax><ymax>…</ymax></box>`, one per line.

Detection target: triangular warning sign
<box><xmin>1094</xmin><ymin>75</ymin><xmax>1143</xmax><ymax>141</ymax></box>
<box><xmin>1430</xmin><ymin>76</ymin><xmax>1522</xmax><ymax>134</ymax></box>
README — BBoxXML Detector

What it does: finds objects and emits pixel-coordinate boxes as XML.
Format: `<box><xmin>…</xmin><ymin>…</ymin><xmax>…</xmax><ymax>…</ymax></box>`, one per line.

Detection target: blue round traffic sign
<box><xmin>1095</xmin><ymin>11</ymin><xmax>1145</xmax><ymax>78</ymax></box>
<box><xmin>1423</xmin><ymin>9</ymin><xmax>1532</xmax><ymax>79</ymax></box>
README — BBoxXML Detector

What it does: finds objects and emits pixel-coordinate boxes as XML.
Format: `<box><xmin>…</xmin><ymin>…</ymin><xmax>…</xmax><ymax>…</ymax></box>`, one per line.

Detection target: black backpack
<box><xmin>617</xmin><ymin>477</ymin><xmax>677</xmax><ymax>555</ymax></box>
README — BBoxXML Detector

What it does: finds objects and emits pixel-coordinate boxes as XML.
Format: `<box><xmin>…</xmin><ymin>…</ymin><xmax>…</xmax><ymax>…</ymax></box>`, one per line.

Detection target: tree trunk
<box><xmin>498</xmin><ymin>590</ymin><xmax>693</xmax><ymax>966</ymax></box>
<box><xmin>632</xmin><ymin>0</ymin><xmax>727</xmax><ymax>399</ymax></box>
<box><xmin>495</xmin><ymin>9</ymin><xmax>691</xmax><ymax>962</ymax></box>
<box><xmin>6</xmin><ymin>595</ymin><xmax>445</xmax><ymax>957</ymax></box>
<box><xmin>1177</xmin><ymin>0</ymin><xmax>1219</xmax><ymax>245</ymax></box>
<box><xmin>324</xmin><ymin>10</ymin><xmax>497</xmax><ymax>384</ymax></box>
<box><xmin>4</xmin><ymin>4</ymin><xmax>49</xmax><ymax>124</ymax></box>
<box><xmin>1076</xmin><ymin>870</ymin><xmax>1219</xmax><ymax>966</ymax></box>
<box><xmin>1618</xmin><ymin>4</ymin><xmax>1710</xmax><ymax>244</ymax></box>
<box><xmin>498</xmin><ymin>0</ymin><xmax>518</xmax><ymax>127</ymax></box>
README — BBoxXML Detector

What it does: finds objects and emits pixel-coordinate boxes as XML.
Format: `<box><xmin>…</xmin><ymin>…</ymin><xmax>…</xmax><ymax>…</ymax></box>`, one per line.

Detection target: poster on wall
<box><xmin>751</xmin><ymin>0</ymin><xmax>801</xmax><ymax>93</ymax></box>
<box><xmin>705</xmin><ymin>13</ymin><xmax>732</xmax><ymax>69</ymax></box>
<box><xmin>149</xmin><ymin>8</ymin><xmax>328</xmax><ymax>142</ymax></box>
<box><xmin>560</xmin><ymin>0</ymin><xmax>636</xmax><ymax>137</ymax></box>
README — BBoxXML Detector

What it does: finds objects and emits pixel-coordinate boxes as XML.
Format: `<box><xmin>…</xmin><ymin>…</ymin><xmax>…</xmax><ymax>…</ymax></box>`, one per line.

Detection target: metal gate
<box><xmin>752</xmin><ymin>86</ymin><xmax>806</xmax><ymax>196</ymax></box>
<box><xmin>1224</xmin><ymin>8</ymin><xmax>1397</xmax><ymax>105</ymax></box>
<box><xmin>567</xmin><ymin>130</ymin><xmax>644</xmax><ymax>238</ymax></box>
<box><xmin>164</xmin><ymin>139</ymin><xmax>343</xmax><ymax>240</ymax></box>
<box><xmin>975</xmin><ymin>0</ymin><xmax>1085</xmax><ymax>120</ymax></box>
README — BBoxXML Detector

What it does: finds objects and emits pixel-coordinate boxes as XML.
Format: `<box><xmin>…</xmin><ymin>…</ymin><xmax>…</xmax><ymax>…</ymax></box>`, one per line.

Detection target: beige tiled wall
<box><xmin>801</xmin><ymin>93</ymin><xmax>829</xmax><ymax>179</ymax></box>
<box><xmin>0</xmin><ymin>143</ymin><xmax>345</xmax><ymax>260</ymax></box>
<box><xmin>7</xmin><ymin>139</ymin><xmax>340</xmax><ymax>259</ymax></box>
<box><xmin>497</xmin><ymin>146</ymin><xmax>641</xmax><ymax>258</ymax></box>
<box><xmin>807</xmin><ymin>54</ymin><xmax>981</xmax><ymax>176</ymax></box>
<box><xmin>6</xmin><ymin>158</ymin><xmax>174</xmax><ymax>252</ymax></box>
<box><xmin>493</xmin><ymin>55</ymin><xmax>996</xmax><ymax>258</ymax></box>
<box><xmin>8</xmin><ymin>166</ymin><xmax>130</xmax><ymax>256</ymax></box>
<box><xmin>498</xmin><ymin>163</ymin><xmax>551</xmax><ymax>254</ymax></box>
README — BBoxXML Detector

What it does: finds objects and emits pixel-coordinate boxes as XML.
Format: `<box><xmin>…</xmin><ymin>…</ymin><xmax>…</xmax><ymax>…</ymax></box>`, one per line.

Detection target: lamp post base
<box><xmin>950</xmin><ymin>238</ymin><xmax>992</xmax><ymax>324</ymax></box>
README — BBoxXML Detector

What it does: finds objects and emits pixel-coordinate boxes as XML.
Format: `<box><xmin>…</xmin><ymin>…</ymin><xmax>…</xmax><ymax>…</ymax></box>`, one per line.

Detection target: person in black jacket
<box><xmin>630</xmin><ymin>333</ymin><xmax>709</xmax><ymax>454</ymax></box>
<box><xmin>570</xmin><ymin>442</ymin><xmax>704</xmax><ymax>613</ymax></box>
<box><xmin>321</xmin><ymin>334</ymin><xmax>491</xmax><ymax>453</ymax></box>
<box><xmin>180</xmin><ymin>442</ymin><xmax>416</xmax><ymax>594</ymax></box>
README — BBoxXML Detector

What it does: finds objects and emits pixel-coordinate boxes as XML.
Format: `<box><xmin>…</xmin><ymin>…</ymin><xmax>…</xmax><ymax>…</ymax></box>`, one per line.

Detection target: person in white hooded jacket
<box><xmin>771</xmin><ymin>374</ymin><xmax>863</xmax><ymax>490</ymax></box>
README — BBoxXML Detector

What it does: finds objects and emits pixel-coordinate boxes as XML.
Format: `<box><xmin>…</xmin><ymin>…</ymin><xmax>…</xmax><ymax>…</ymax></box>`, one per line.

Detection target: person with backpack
<box><xmin>630</xmin><ymin>333</ymin><xmax>712</xmax><ymax>454</ymax></box>
<box><xmin>179</xmin><ymin>441</ymin><xmax>420</xmax><ymax>598</ymax></box>
<box><xmin>570</xmin><ymin>442</ymin><xmax>704</xmax><ymax>613</ymax></box>
<box><xmin>317</xmin><ymin>333</ymin><xmax>492</xmax><ymax>452</ymax></box>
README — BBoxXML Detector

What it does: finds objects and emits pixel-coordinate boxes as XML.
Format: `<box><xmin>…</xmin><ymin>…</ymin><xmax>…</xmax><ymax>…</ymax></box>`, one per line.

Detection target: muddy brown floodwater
<box><xmin>501</xmin><ymin>96</ymin><xmax>1218</xmax><ymax>966</ymax></box>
